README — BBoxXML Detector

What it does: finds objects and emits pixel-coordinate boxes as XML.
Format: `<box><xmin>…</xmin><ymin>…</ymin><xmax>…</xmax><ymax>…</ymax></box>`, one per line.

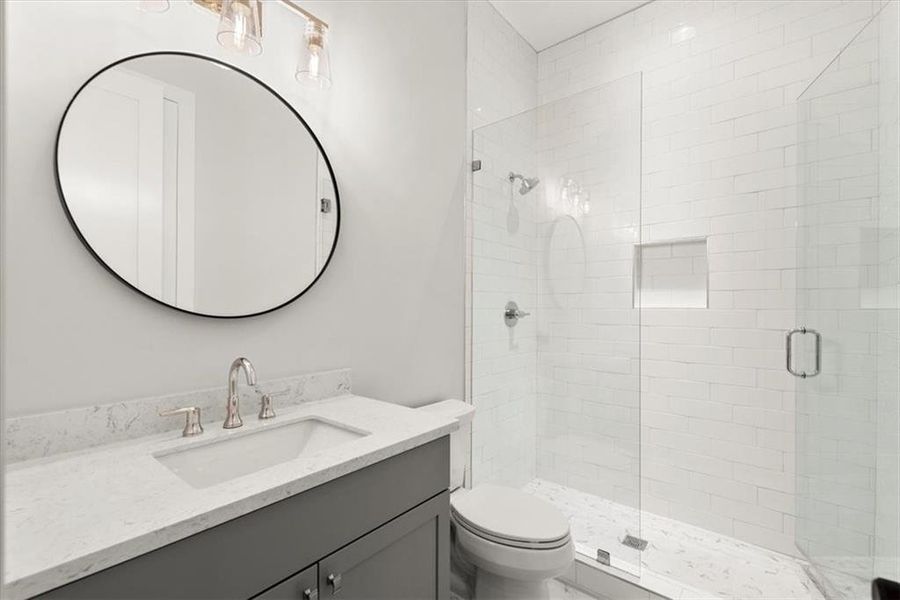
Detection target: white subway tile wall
<box><xmin>471</xmin><ymin>112</ymin><xmax>540</xmax><ymax>488</ymax></box>
<box><xmin>795</xmin><ymin>22</ymin><xmax>880</xmax><ymax>583</ymax></box>
<box><xmin>795</xmin><ymin>2</ymin><xmax>900</xmax><ymax>591</ymax></box>
<box><xmin>466</xmin><ymin>0</ymin><xmax>538</xmax><ymax>488</ymax></box>
<box><xmin>534</xmin><ymin>75</ymin><xmax>643</xmax><ymax>525</ymax></box>
<box><xmin>468</xmin><ymin>0</ymin><xmax>889</xmax><ymax>562</ymax></box>
<box><xmin>635</xmin><ymin>239</ymin><xmax>709</xmax><ymax>308</ymax></box>
<box><xmin>874</xmin><ymin>1</ymin><xmax>900</xmax><ymax>584</ymax></box>
<box><xmin>536</xmin><ymin>0</ymin><xmax>878</xmax><ymax>556</ymax></box>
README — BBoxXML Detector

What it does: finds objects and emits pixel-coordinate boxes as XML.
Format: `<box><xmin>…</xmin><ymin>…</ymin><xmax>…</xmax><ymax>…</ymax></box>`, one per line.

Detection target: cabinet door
<box><xmin>319</xmin><ymin>492</ymin><xmax>449</xmax><ymax>600</ymax></box>
<box><xmin>253</xmin><ymin>564</ymin><xmax>318</xmax><ymax>599</ymax></box>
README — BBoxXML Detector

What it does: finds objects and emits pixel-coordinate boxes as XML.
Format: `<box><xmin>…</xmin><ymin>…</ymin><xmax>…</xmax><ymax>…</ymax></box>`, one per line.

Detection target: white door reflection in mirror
<box><xmin>61</xmin><ymin>68</ymin><xmax>196</xmax><ymax>308</ymax></box>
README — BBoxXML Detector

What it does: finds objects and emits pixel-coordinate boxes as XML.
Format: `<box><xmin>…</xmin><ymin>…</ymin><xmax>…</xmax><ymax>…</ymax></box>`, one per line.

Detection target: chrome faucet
<box><xmin>224</xmin><ymin>357</ymin><xmax>257</xmax><ymax>429</ymax></box>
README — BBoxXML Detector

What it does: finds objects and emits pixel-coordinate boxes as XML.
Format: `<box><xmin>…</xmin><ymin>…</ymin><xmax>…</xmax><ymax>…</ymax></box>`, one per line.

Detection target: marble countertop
<box><xmin>3</xmin><ymin>394</ymin><xmax>457</xmax><ymax>600</ymax></box>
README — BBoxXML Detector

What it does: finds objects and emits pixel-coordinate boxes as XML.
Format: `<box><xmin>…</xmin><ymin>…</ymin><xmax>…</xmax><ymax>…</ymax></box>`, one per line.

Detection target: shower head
<box><xmin>520</xmin><ymin>176</ymin><xmax>540</xmax><ymax>194</ymax></box>
<box><xmin>509</xmin><ymin>172</ymin><xmax>541</xmax><ymax>195</ymax></box>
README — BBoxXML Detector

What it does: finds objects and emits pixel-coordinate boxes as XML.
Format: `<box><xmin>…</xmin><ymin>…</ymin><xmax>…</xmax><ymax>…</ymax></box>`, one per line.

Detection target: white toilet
<box><xmin>419</xmin><ymin>400</ymin><xmax>574</xmax><ymax>600</ymax></box>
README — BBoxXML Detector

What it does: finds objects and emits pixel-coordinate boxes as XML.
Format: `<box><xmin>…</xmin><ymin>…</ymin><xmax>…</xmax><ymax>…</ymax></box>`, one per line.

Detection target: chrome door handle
<box><xmin>786</xmin><ymin>327</ymin><xmax>821</xmax><ymax>378</ymax></box>
<box><xmin>303</xmin><ymin>588</ymin><xmax>318</xmax><ymax>600</ymax></box>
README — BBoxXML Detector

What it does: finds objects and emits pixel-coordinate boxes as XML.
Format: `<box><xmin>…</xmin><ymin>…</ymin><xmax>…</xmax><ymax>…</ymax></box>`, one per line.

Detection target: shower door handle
<box><xmin>786</xmin><ymin>327</ymin><xmax>821</xmax><ymax>378</ymax></box>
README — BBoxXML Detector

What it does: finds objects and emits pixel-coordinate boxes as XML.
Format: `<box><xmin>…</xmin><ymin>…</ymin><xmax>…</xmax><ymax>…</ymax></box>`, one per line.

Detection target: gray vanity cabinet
<box><xmin>317</xmin><ymin>493</ymin><xmax>447</xmax><ymax>599</ymax></box>
<box><xmin>255</xmin><ymin>493</ymin><xmax>448</xmax><ymax>600</ymax></box>
<box><xmin>254</xmin><ymin>565</ymin><xmax>318</xmax><ymax>600</ymax></box>
<box><xmin>36</xmin><ymin>438</ymin><xmax>449</xmax><ymax>600</ymax></box>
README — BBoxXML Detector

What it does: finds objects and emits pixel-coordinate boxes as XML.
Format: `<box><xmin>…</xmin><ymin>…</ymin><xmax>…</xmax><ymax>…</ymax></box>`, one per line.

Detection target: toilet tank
<box><xmin>417</xmin><ymin>399</ymin><xmax>475</xmax><ymax>491</ymax></box>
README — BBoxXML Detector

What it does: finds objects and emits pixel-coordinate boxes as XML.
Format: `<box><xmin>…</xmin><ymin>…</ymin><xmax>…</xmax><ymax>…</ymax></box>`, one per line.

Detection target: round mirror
<box><xmin>55</xmin><ymin>52</ymin><xmax>339</xmax><ymax>318</ymax></box>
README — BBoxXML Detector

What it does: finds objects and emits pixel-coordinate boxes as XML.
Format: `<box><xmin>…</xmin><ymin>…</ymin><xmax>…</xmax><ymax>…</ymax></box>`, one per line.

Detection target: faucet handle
<box><xmin>159</xmin><ymin>406</ymin><xmax>204</xmax><ymax>437</ymax></box>
<box><xmin>257</xmin><ymin>388</ymin><xmax>289</xmax><ymax>420</ymax></box>
<box><xmin>258</xmin><ymin>394</ymin><xmax>276</xmax><ymax>420</ymax></box>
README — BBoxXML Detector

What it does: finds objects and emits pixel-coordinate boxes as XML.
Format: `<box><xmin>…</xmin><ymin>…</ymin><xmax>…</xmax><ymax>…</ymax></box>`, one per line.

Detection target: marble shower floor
<box><xmin>523</xmin><ymin>479</ymin><xmax>826</xmax><ymax>600</ymax></box>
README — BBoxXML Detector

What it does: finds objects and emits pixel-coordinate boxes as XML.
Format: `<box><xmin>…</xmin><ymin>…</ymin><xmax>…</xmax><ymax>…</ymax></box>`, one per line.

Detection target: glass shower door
<box><xmin>470</xmin><ymin>74</ymin><xmax>643</xmax><ymax>575</ymax></box>
<box><xmin>795</xmin><ymin>3</ymin><xmax>899</xmax><ymax>596</ymax></box>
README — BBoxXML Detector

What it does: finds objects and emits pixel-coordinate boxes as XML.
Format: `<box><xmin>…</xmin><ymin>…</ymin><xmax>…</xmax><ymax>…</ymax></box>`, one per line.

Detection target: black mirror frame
<box><xmin>54</xmin><ymin>51</ymin><xmax>341</xmax><ymax>319</ymax></box>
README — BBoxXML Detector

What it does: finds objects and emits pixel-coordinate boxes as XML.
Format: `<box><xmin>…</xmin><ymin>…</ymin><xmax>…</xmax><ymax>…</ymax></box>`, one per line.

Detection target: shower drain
<box><xmin>596</xmin><ymin>535</ymin><xmax>649</xmax><ymax>566</ymax></box>
<box><xmin>621</xmin><ymin>534</ymin><xmax>649</xmax><ymax>551</ymax></box>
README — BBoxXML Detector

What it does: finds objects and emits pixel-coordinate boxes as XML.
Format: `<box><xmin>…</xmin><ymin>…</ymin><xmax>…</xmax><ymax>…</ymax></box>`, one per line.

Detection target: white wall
<box><xmin>538</xmin><ymin>0</ymin><xmax>878</xmax><ymax>555</ymax></box>
<box><xmin>1</xmin><ymin>0</ymin><xmax>466</xmax><ymax>417</ymax></box>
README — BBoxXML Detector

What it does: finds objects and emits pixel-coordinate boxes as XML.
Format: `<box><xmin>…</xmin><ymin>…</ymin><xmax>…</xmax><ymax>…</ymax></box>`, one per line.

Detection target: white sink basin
<box><xmin>155</xmin><ymin>417</ymin><xmax>369</xmax><ymax>488</ymax></box>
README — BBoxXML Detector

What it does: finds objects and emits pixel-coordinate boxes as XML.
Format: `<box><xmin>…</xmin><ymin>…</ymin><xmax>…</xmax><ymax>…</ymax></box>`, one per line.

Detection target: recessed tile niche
<box><xmin>633</xmin><ymin>238</ymin><xmax>708</xmax><ymax>309</ymax></box>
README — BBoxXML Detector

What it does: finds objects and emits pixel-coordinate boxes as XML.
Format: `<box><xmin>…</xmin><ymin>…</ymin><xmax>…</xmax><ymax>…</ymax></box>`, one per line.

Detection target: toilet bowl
<box><xmin>419</xmin><ymin>400</ymin><xmax>575</xmax><ymax>600</ymax></box>
<box><xmin>451</xmin><ymin>484</ymin><xmax>574</xmax><ymax>599</ymax></box>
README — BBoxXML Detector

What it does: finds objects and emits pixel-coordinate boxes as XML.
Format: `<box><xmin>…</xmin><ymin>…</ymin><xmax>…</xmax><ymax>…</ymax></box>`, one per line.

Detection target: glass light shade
<box><xmin>296</xmin><ymin>22</ymin><xmax>332</xmax><ymax>89</ymax></box>
<box><xmin>559</xmin><ymin>177</ymin><xmax>591</xmax><ymax>216</ymax></box>
<box><xmin>580</xmin><ymin>192</ymin><xmax>592</xmax><ymax>215</ymax></box>
<box><xmin>138</xmin><ymin>0</ymin><xmax>170</xmax><ymax>12</ymax></box>
<box><xmin>217</xmin><ymin>0</ymin><xmax>263</xmax><ymax>56</ymax></box>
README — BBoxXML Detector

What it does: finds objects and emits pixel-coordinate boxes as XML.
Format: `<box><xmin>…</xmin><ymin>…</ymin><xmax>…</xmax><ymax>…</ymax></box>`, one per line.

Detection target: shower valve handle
<box><xmin>504</xmin><ymin>301</ymin><xmax>530</xmax><ymax>327</ymax></box>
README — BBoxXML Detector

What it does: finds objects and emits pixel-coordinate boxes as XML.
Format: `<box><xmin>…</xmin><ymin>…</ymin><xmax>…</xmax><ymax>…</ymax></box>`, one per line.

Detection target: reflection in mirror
<box><xmin>56</xmin><ymin>53</ymin><xmax>339</xmax><ymax>317</ymax></box>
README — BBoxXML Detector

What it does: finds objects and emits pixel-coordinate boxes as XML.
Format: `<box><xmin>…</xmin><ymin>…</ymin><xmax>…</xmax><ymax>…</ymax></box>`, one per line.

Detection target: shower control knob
<box><xmin>504</xmin><ymin>301</ymin><xmax>530</xmax><ymax>327</ymax></box>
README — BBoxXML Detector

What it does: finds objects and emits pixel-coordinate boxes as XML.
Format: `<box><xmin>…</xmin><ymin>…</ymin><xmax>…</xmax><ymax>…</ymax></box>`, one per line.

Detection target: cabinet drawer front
<box><xmin>319</xmin><ymin>492</ymin><xmax>449</xmax><ymax>600</ymax></box>
<box><xmin>253</xmin><ymin>564</ymin><xmax>318</xmax><ymax>600</ymax></box>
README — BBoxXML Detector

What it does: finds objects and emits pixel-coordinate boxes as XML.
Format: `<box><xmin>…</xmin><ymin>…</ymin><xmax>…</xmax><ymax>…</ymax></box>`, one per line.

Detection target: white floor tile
<box><xmin>523</xmin><ymin>478</ymin><xmax>827</xmax><ymax>600</ymax></box>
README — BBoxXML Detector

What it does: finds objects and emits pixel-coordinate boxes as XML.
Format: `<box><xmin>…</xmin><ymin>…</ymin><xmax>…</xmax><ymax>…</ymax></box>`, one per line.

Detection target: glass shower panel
<box><xmin>873</xmin><ymin>1</ymin><xmax>900</xmax><ymax>586</ymax></box>
<box><xmin>470</xmin><ymin>107</ymin><xmax>539</xmax><ymax>491</ymax></box>
<box><xmin>795</xmin><ymin>2</ymin><xmax>899</xmax><ymax>596</ymax></box>
<box><xmin>471</xmin><ymin>73</ymin><xmax>642</xmax><ymax>574</ymax></box>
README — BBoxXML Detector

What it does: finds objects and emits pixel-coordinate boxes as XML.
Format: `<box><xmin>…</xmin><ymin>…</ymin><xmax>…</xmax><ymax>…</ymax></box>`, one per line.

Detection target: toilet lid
<box><xmin>451</xmin><ymin>484</ymin><xmax>570</xmax><ymax>549</ymax></box>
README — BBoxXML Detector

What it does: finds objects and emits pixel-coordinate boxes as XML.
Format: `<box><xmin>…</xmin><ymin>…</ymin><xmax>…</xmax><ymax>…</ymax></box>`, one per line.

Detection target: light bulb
<box><xmin>308</xmin><ymin>47</ymin><xmax>320</xmax><ymax>79</ymax></box>
<box><xmin>296</xmin><ymin>21</ymin><xmax>332</xmax><ymax>89</ymax></box>
<box><xmin>232</xmin><ymin>4</ymin><xmax>249</xmax><ymax>51</ymax></box>
<box><xmin>580</xmin><ymin>191</ymin><xmax>592</xmax><ymax>216</ymax></box>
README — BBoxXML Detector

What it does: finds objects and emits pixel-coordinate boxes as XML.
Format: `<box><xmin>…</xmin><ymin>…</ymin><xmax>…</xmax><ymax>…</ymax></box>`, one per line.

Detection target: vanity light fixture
<box><xmin>296</xmin><ymin>20</ymin><xmax>332</xmax><ymax>89</ymax></box>
<box><xmin>189</xmin><ymin>0</ymin><xmax>333</xmax><ymax>88</ymax></box>
<box><xmin>217</xmin><ymin>0</ymin><xmax>263</xmax><ymax>56</ymax></box>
